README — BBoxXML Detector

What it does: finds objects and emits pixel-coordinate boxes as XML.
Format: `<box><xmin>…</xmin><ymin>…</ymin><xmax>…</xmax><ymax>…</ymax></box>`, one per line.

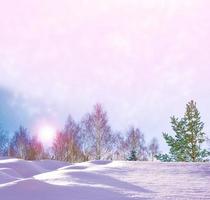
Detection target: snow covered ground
<box><xmin>0</xmin><ymin>157</ymin><xmax>209</xmax><ymax>200</ymax></box>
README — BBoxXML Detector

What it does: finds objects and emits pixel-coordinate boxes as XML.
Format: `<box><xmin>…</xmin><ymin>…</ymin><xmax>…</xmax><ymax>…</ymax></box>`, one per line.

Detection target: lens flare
<box><xmin>38</xmin><ymin>125</ymin><xmax>56</xmax><ymax>146</ymax></box>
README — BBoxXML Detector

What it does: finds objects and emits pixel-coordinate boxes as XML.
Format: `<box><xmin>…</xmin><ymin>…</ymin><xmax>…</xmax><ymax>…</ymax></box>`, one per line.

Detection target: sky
<box><xmin>0</xmin><ymin>0</ymin><xmax>210</xmax><ymax>151</ymax></box>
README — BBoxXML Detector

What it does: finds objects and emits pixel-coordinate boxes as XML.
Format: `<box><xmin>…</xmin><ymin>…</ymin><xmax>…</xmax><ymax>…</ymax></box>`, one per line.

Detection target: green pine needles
<box><xmin>157</xmin><ymin>100</ymin><xmax>209</xmax><ymax>162</ymax></box>
<box><xmin>128</xmin><ymin>149</ymin><xmax>138</xmax><ymax>161</ymax></box>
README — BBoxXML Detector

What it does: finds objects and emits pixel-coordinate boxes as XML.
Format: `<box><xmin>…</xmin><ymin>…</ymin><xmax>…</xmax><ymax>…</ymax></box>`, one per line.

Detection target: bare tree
<box><xmin>52</xmin><ymin>116</ymin><xmax>82</xmax><ymax>162</ymax></box>
<box><xmin>9</xmin><ymin>126</ymin><xmax>30</xmax><ymax>159</ymax></box>
<box><xmin>112</xmin><ymin>132</ymin><xmax>127</xmax><ymax>160</ymax></box>
<box><xmin>27</xmin><ymin>136</ymin><xmax>44</xmax><ymax>160</ymax></box>
<box><xmin>8</xmin><ymin>126</ymin><xmax>45</xmax><ymax>160</ymax></box>
<box><xmin>125</xmin><ymin>127</ymin><xmax>148</xmax><ymax>161</ymax></box>
<box><xmin>148</xmin><ymin>137</ymin><xmax>159</xmax><ymax>161</ymax></box>
<box><xmin>81</xmin><ymin>104</ymin><xmax>113</xmax><ymax>160</ymax></box>
<box><xmin>80</xmin><ymin>114</ymin><xmax>95</xmax><ymax>161</ymax></box>
<box><xmin>63</xmin><ymin>115</ymin><xmax>82</xmax><ymax>162</ymax></box>
<box><xmin>52</xmin><ymin>131</ymin><xmax>66</xmax><ymax>161</ymax></box>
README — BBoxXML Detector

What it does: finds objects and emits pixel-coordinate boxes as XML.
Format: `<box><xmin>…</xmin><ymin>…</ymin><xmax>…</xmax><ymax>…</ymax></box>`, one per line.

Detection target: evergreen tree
<box><xmin>0</xmin><ymin>127</ymin><xmax>9</xmax><ymax>156</ymax></box>
<box><xmin>155</xmin><ymin>153</ymin><xmax>173</xmax><ymax>162</ymax></box>
<box><xmin>128</xmin><ymin>149</ymin><xmax>138</xmax><ymax>161</ymax></box>
<box><xmin>159</xmin><ymin>100</ymin><xmax>209</xmax><ymax>162</ymax></box>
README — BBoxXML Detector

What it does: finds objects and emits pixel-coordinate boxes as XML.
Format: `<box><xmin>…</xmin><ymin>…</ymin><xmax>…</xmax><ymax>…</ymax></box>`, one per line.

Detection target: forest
<box><xmin>0</xmin><ymin>100</ymin><xmax>209</xmax><ymax>162</ymax></box>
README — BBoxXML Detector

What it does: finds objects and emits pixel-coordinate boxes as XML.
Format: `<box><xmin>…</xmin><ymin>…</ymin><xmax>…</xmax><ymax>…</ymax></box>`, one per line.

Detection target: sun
<box><xmin>38</xmin><ymin>125</ymin><xmax>56</xmax><ymax>146</ymax></box>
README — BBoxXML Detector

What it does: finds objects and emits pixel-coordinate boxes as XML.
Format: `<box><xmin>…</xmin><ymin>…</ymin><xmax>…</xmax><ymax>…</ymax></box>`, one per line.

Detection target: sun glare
<box><xmin>38</xmin><ymin>125</ymin><xmax>56</xmax><ymax>146</ymax></box>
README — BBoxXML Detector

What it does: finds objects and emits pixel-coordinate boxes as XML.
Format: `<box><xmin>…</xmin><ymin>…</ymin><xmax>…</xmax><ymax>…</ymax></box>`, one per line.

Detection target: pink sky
<box><xmin>0</xmin><ymin>0</ymin><xmax>210</xmax><ymax>150</ymax></box>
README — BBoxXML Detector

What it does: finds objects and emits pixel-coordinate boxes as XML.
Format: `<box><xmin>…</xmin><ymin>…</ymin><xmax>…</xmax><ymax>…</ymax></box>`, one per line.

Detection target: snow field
<box><xmin>0</xmin><ymin>157</ymin><xmax>210</xmax><ymax>200</ymax></box>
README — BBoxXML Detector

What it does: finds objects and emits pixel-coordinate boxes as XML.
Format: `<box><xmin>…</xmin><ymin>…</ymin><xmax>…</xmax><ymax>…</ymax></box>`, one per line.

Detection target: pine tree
<box><xmin>128</xmin><ymin>149</ymin><xmax>138</xmax><ymax>161</ymax></box>
<box><xmin>0</xmin><ymin>127</ymin><xmax>9</xmax><ymax>156</ymax></box>
<box><xmin>155</xmin><ymin>153</ymin><xmax>173</xmax><ymax>162</ymax></box>
<box><xmin>160</xmin><ymin>100</ymin><xmax>209</xmax><ymax>162</ymax></box>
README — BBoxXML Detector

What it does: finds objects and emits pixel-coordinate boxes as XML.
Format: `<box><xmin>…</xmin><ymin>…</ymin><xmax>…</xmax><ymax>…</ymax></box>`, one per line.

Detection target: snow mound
<box><xmin>0</xmin><ymin>159</ymin><xmax>46</xmax><ymax>178</ymax></box>
<box><xmin>1</xmin><ymin>158</ymin><xmax>210</xmax><ymax>200</ymax></box>
<box><xmin>34</xmin><ymin>160</ymin><xmax>69</xmax><ymax>171</ymax></box>
<box><xmin>0</xmin><ymin>158</ymin><xmax>68</xmax><ymax>184</ymax></box>
<box><xmin>0</xmin><ymin>169</ymin><xmax>20</xmax><ymax>184</ymax></box>
<box><xmin>89</xmin><ymin>160</ymin><xmax>112</xmax><ymax>165</ymax></box>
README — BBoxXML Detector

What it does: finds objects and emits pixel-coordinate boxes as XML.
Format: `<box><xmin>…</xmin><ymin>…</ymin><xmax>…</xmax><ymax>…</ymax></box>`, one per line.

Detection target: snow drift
<box><xmin>0</xmin><ymin>157</ymin><xmax>209</xmax><ymax>199</ymax></box>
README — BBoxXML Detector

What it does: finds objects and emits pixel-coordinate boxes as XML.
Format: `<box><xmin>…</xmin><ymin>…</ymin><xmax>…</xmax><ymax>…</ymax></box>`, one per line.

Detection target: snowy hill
<box><xmin>0</xmin><ymin>157</ymin><xmax>210</xmax><ymax>200</ymax></box>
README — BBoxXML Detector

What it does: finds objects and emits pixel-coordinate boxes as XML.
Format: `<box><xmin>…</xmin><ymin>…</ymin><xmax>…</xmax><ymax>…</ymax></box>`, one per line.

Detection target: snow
<box><xmin>0</xmin><ymin>157</ymin><xmax>210</xmax><ymax>199</ymax></box>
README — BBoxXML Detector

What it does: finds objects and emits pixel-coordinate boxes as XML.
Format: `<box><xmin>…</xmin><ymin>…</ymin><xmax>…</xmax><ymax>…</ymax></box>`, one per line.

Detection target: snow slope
<box><xmin>0</xmin><ymin>157</ymin><xmax>210</xmax><ymax>200</ymax></box>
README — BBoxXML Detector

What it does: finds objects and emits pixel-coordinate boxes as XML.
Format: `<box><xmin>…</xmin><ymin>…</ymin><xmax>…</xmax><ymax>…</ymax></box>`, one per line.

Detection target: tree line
<box><xmin>0</xmin><ymin>101</ymin><xmax>209</xmax><ymax>162</ymax></box>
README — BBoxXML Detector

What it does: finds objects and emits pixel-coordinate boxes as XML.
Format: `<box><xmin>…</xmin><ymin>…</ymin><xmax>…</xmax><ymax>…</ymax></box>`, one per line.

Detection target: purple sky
<box><xmin>0</xmin><ymin>0</ymin><xmax>210</xmax><ymax>151</ymax></box>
